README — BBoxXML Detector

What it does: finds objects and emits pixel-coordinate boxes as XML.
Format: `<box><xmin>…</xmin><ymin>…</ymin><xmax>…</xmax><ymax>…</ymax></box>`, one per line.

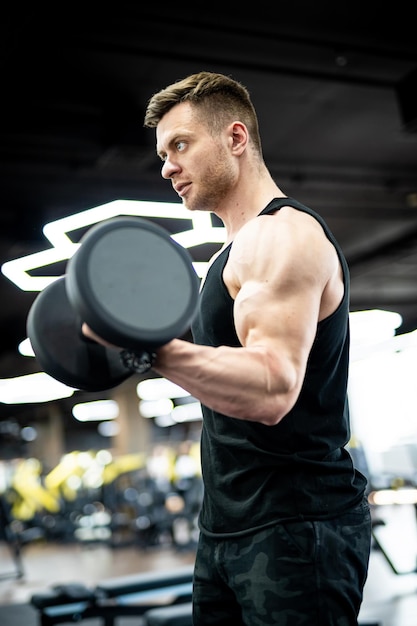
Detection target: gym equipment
<box><xmin>27</xmin><ymin>217</ymin><xmax>200</xmax><ymax>391</ymax></box>
<box><xmin>27</xmin><ymin>275</ymin><xmax>131</xmax><ymax>392</ymax></box>
<box><xmin>0</xmin><ymin>495</ymin><xmax>25</xmax><ymax>580</ymax></box>
<box><xmin>30</xmin><ymin>565</ymin><xmax>194</xmax><ymax>626</ymax></box>
<box><xmin>143</xmin><ymin>602</ymin><xmax>193</xmax><ymax>625</ymax></box>
<box><xmin>371</xmin><ymin>517</ymin><xmax>417</xmax><ymax>576</ymax></box>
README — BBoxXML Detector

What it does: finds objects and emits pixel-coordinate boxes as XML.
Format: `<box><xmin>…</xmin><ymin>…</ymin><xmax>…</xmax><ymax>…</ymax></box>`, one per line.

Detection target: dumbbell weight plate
<box><xmin>66</xmin><ymin>216</ymin><xmax>200</xmax><ymax>352</ymax></box>
<box><xmin>27</xmin><ymin>276</ymin><xmax>132</xmax><ymax>391</ymax></box>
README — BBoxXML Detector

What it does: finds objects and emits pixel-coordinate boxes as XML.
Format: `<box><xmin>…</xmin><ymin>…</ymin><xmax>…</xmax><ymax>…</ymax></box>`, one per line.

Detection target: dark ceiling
<box><xmin>1</xmin><ymin>3</ymin><xmax>417</xmax><ymax>421</ymax></box>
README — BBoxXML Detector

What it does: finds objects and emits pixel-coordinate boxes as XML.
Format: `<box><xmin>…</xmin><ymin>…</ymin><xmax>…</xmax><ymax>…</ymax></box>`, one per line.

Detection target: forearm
<box><xmin>153</xmin><ymin>339</ymin><xmax>300</xmax><ymax>426</ymax></box>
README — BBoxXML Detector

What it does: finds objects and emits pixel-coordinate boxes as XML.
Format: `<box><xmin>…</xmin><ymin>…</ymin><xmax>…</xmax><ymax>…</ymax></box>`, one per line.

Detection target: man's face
<box><xmin>156</xmin><ymin>101</ymin><xmax>236</xmax><ymax>213</ymax></box>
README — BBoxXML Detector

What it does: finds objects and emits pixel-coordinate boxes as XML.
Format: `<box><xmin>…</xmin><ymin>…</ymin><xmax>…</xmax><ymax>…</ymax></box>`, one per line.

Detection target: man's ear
<box><xmin>229</xmin><ymin>121</ymin><xmax>248</xmax><ymax>155</ymax></box>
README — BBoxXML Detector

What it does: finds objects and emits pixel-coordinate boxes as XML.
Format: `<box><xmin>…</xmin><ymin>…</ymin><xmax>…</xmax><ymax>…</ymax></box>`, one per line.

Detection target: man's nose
<box><xmin>161</xmin><ymin>157</ymin><xmax>179</xmax><ymax>179</ymax></box>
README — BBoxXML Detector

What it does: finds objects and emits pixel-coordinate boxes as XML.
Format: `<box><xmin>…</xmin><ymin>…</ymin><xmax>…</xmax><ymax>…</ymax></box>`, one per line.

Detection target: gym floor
<box><xmin>0</xmin><ymin>531</ymin><xmax>416</xmax><ymax>626</ymax></box>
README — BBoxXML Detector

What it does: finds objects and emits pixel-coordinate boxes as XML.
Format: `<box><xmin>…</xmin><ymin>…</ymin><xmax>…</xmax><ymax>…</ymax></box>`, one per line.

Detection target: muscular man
<box><xmin>87</xmin><ymin>71</ymin><xmax>371</xmax><ymax>625</ymax></box>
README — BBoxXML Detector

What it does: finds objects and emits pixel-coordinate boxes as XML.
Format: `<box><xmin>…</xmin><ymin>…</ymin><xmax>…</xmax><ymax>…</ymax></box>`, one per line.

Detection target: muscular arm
<box><xmin>153</xmin><ymin>209</ymin><xmax>343</xmax><ymax>425</ymax></box>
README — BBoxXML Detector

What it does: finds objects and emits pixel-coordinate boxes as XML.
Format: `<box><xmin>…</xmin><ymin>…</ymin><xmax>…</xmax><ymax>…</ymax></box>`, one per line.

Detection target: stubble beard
<box><xmin>183</xmin><ymin>148</ymin><xmax>236</xmax><ymax>214</ymax></box>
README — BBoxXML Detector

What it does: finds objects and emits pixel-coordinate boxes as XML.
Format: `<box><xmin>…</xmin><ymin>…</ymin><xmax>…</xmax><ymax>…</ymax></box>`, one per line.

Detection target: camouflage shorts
<box><xmin>192</xmin><ymin>497</ymin><xmax>371</xmax><ymax>625</ymax></box>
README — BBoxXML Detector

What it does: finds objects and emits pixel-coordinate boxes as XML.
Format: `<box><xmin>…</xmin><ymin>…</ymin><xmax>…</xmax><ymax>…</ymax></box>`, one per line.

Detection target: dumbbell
<box><xmin>27</xmin><ymin>216</ymin><xmax>200</xmax><ymax>392</ymax></box>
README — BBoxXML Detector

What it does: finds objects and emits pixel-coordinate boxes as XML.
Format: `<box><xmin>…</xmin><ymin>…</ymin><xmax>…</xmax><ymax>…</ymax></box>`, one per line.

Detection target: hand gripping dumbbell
<box><xmin>26</xmin><ymin>216</ymin><xmax>200</xmax><ymax>392</ymax></box>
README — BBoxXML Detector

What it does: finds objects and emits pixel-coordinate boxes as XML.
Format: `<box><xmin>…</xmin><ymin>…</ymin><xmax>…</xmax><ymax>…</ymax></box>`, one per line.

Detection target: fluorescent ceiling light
<box><xmin>368</xmin><ymin>488</ymin><xmax>417</xmax><ymax>506</ymax></box>
<box><xmin>171</xmin><ymin>402</ymin><xmax>203</xmax><ymax>423</ymax></box>
<box><xmin>0</xmin><ymin>372</ymin><xmax>75</xmax><ymax>404</ymax></box>
<box><xmin>72</xmin><ymin>399</ymin><xmax>119</xmax><ymax>422</ymax></box>
<box><xmin>155</xmin><ymin>414</ymin><xmax>177</xmax><ymax>428</ymax></box>
<box><xmin>18</xmin><ymin>338</ymin><xmax>35</xmax><ymax>357</ymax></box>
<box><xmin>137</xmin><ymin>378</ymin><xmax>190</xmax><ymax>401</ymax></box>
<box><xmin>349</xmin><ymin>310</ymin><xmax>417</xmax><ymax>362</ymax></box>
<box><xmin>98</xmin><ymin>421</ymin><xmax>121</xmax><ymax>437</ymax></box>
<box><xmin>139</xmin><ymin>398</ymin><xmax>174</xmax><ymax>418</ymax></box>
<box><xmin>350</xmin><ymin>309</ymin><xmax>402</xmax><ymax>345</ymax></box>
<box><xmin>137</xmin><ymin>377</ymin><xmax>202</xmax><ymax>425</ymax></box>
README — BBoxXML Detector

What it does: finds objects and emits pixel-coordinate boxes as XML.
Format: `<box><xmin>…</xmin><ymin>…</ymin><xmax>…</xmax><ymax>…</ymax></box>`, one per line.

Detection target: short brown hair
<box><xmin>144</xmin><ymin>71</ymin><xmax>263</xmax><ymax>156</ymax></box>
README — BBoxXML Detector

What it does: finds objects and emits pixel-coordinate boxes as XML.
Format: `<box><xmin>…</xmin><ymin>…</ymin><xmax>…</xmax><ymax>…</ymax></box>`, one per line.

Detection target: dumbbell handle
<box><xmin>120</xmin><ymin>348</ymin><xmax>157</xmax><ymax>374</ymax></box>
<box><xmin>81</xmin><ymin>322</ymin><xmax>156</xmax><ymax>374</ymax></box>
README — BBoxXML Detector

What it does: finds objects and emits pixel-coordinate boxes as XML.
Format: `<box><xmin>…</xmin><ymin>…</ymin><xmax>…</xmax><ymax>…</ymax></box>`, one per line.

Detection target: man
<box><xmin>87</xmin><ymin>71</ymin><xmax>371</xmax><ymax>624</ymax></box>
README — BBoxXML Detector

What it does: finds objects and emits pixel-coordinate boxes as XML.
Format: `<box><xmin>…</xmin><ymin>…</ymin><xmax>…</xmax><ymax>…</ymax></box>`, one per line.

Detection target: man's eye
<box><xmin>176</xmin><ymin>141</ymin><xmax>186</xmax><ymax>152</ymax></box>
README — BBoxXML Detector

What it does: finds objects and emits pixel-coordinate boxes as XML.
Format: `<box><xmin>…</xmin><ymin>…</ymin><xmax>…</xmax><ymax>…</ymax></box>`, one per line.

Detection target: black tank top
<box><xmin>191</xmin><ymin>197</ymin><xmax>368</xmax><ymax>537</ymax></box>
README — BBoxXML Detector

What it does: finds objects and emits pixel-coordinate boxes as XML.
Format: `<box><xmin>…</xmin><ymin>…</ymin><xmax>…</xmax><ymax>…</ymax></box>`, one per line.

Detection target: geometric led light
<box><xmin>1</xmin><ymin>199</ymin><xmax>226</xmax><ymax>291</ymax></box>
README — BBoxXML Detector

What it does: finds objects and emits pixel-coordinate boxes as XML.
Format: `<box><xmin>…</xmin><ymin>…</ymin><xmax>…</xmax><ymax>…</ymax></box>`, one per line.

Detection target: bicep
<box><xmin>234</xmin><ymin>275</ymin><xmax>320</xmax><ymax>367</ymax></box>
<box><xmin>229</xmin><ymin>217</ymin><xmax>328</xmax><ymax>370</ymax></box>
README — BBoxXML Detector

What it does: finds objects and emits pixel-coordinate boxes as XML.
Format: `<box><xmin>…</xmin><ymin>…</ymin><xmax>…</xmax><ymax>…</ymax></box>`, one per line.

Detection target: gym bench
<box><xmin>142</xmin><ymin>602</ymin><xmax>193</xmax><ymax>625</ymax></box>
<box><xmin>30</xmin><ymin>565</ymin><xmax>193</xmax><ymax>626</ymax></box>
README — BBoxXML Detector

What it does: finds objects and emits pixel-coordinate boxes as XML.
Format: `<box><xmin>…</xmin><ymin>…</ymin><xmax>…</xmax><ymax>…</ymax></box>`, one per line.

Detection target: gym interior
<box><xmin>1</xmin><ymin>5</ymin><xmax>417</xmax><ymax>626</ymax></box>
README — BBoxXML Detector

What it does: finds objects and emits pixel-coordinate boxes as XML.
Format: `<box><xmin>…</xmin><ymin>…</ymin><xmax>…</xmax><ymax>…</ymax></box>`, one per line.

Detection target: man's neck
<box><xmin>215</xmin><ymin>173</ymin><xmax>285</xmax><ymax>241</ymax></box>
